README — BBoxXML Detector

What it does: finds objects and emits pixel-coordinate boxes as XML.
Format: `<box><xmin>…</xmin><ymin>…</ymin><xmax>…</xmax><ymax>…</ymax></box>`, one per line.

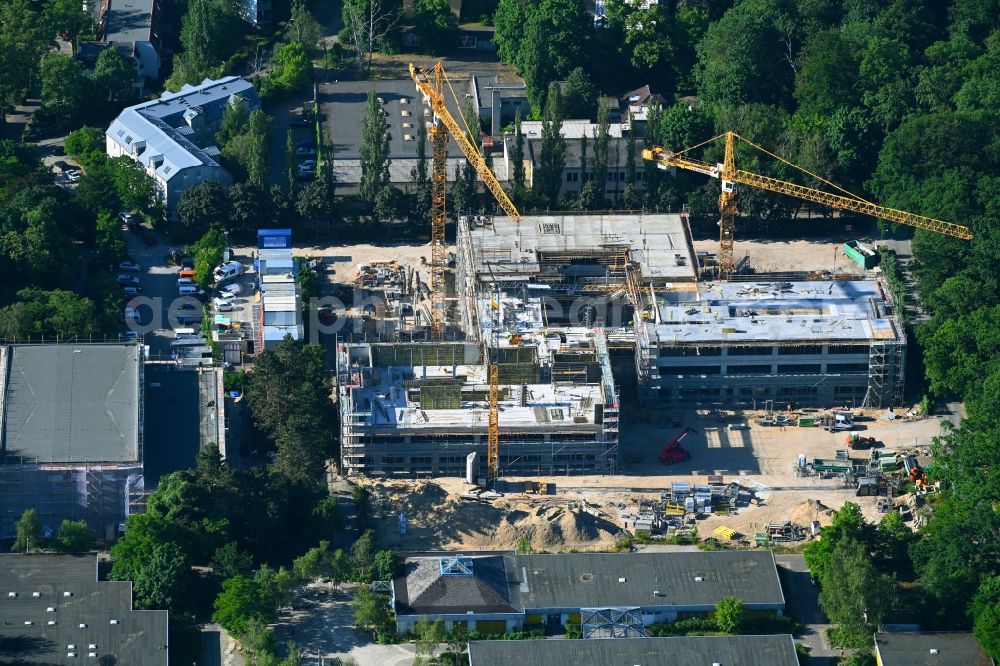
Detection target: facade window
<box><xmin>658</xmin><ymin>346</ymin><xmax>722</xmax><ymax>357</ymax></box>
<box><xmin>777</xmin><ymin>364</ymin><xmax>822</xmax><ymax>374</ymax></box>
<box><xmin>727</xmin><ymin>364</ymin><xmax>773</xmax><ymax>375</ymax></box>
<box><xmin>659</xmin><ymin>365</ymin><xmax>722</xmax><ymax>376</ymax></box>
<box><xmin>727</xmin><ymin>346</ymin><xmax>774</xmax><ymax>356</ymax></box>
<box><xmin>828</xmin><ymin>344</ymin><xmax>870</xmax><ymax>354</ymax></box>
<box><xmin>566</xmin><ymin>171</ymin><xmax>579</xmax><ymax>183</ymax></box>
<box><xmin>778</xmin><ymin>345</ymin><xmax>823</xmax><ymax>355</ymax></box>
<box><xmin>827</xmin><ymin>362</ymin><xmax>869</xmax><ymax>373</ymax></box>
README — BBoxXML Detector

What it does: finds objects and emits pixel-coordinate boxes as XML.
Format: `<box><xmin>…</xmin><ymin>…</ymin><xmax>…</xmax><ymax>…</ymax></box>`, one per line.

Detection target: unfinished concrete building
<box><xmin>637</xmin><ymin>279</ymin><xmax>906</xmax><ymax>408</ymax></box>
<box><xmin>337</xmin><ymin>338</ymin><xmax>619</xmax><ymax>478</ymax></box>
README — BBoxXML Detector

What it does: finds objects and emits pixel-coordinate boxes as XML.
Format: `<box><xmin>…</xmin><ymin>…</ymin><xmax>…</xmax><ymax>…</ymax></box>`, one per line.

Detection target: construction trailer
<box><xmin>336</xmin><ymin>339</ymin><xmax>619</xmax><ymax>478</ymax></box>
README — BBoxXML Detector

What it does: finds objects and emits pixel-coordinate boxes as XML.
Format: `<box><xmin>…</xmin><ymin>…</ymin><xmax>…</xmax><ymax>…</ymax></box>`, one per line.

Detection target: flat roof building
<box><xmin>468</xmin><ymin>635</ymin><xmax>800</xmax><ymax>666</ymax></box>
<box><xmin>639</xmin><ymin>279</ymin><xmax>906</xmax><ymax>407</ymax></box>
<box><xmin>391</xmin><ymin>550</ymin><xmax>785</xmax><ymax>634</ymax></box>
<box><xmin>874</xmin><ymin>632</ymin><xmax>993</xmax><ymax>666</ymax></box>
<box><xmin>0</xmin><ymin>344</ymin><xmax>144</xmax><ymax>541</ymax></box>
<box><xmin>256</xmin><ymin>229</ymin><xmax>303</xmax><ymax>348</ymax></box>
<box><xmin>0</xmin><ymin>554</ymin><xmax>168</xmax><ymax>664</ymax></box>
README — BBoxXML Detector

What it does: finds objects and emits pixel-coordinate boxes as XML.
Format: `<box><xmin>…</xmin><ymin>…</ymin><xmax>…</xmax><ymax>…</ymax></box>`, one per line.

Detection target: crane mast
<box><xmin>410</xmin><ymin>62</ymin><xmax>523</xmax><ymax>485</ymax></box>
<box><xmin>643</xmin><ymin>131</ymin><xmax>972</xmax><ymax>279</ymax></box>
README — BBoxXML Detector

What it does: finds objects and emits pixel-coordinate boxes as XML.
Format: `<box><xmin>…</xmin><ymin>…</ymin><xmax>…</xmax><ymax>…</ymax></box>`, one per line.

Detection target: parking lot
<box><xmin>123</xmin><ymin>230</ymin><xmax>258</xmax><ymax>360</ymax></box>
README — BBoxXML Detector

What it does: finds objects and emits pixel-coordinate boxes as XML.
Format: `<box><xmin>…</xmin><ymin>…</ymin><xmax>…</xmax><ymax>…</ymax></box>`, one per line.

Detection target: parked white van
<box><xmin>178</xmin><ymin>284</ymin><xmax>205</xmax><ymax>296</ymax></box>
<box><xmin>214</xmin><ymin>261</ymin><xmax>243</xmax><ymax>282</ymax></box>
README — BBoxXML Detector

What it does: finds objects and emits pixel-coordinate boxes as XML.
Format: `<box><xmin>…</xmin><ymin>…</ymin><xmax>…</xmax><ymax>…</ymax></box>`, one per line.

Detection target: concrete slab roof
<box><xmin>1</xmin><ymin>344</ymin><xmax>140</xmax><ymax>465</ymax></box>
<box><xmin>104</xmin><ymin>0</ymin><xmax>154</xmax><ymax>44</ymax></box>
<box><xmin>0</xmin><ymin>554</ymin><xmax>168</xmax><ymax>665</ymax></box>
<box><xmin>649</xmin><ymin>279</ymin><xmax>904</xmax><ymax>345</ymax></box>
<box><xmin>467</xmin><ymin>213</ymin><xmax>697</xmax><ymax>283</ymax></box>
<box><xmin>468</xmin><ymin>635</ymin><xmax>800</xmax><ymax>666</ymax></box>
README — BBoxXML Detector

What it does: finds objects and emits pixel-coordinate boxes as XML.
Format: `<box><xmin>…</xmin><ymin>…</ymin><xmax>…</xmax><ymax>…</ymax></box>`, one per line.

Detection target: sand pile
<box><xmin>789</xmin><ymin>499</ymin><xmax>835</xmax><ymax>527</ymax></box>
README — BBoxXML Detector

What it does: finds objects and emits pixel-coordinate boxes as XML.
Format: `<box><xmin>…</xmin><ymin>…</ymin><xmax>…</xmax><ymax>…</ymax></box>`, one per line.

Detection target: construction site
<box><xmin>328</xmin><ymin>64</ymin><xmax>973</xmax><ymax>552</ymax></box>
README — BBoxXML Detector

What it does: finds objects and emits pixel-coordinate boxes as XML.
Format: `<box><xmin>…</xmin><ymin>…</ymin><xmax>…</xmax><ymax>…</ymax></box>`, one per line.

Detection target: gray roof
<box><xmin>107</xmin><ymin>76</ymin><xmax>259</xmax><ymax>182</ymax></box>
<box><xmin>323</xmin><ymin>78</ymin><xmax>475</xmax><ymax>159</ymax></box>
<box><xmin>393</xmin><ymin>554</ymin><xmax>523</xmax><ymax>616</ymax></box>
<box><xmin>468</xmin><ymin>635</ymin><xmax>799</xmax><ymax>666</ymax></box>
<box><xmin>649</xmin><ymin>279</ymin><xmax>905</xmax><ymax>346</ymax></box>
<box><xmin>517</xmin><ymin>551</ymin><xmax>785</xmax><ymax>610</ymax></box>
<box><xmin>104</xmin><ymin>0</ymin><xmax>155</xmax><ymax>44</ymax></box>
<box><xmin>875</xmin><ymin>632</ymin><xmax>993</xmax><ymax>666</ymax></box>
<box><xmin>0</xmin><ymin>554</ymin><xmax>168</xmax><ymax>665</ymax></box>
<box><xmin>467</xmin><ymin>213</ymin><xmax>698</xmax><ymax>283</ymax></box>
<box><xmin>1</xmin><ymin>344</ymin><xmax>140</xmax><ymax>465</ymax></box>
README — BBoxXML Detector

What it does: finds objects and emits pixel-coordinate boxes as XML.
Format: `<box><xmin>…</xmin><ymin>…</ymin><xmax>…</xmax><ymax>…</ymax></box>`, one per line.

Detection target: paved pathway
<box><xmin>775</xmin><ymin>553</ymin><xmax>845</xmax><ymax>665</ymax></box>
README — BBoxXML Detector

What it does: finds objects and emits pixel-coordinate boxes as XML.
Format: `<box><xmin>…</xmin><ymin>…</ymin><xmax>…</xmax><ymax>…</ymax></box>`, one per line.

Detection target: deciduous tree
<box><xmin>11</xmin><ymin>509</ymin><xmax>42</xmax><ymax>552</ymax></box>
<box><xmin>52</xmin><ymin>520</ymin><xmax>97</xmax><ymax>553</ymax></box>
<box><xmin>359</xmin><ymin>89</ymin><xmax>391</xmax><ymax>203</ymax></box>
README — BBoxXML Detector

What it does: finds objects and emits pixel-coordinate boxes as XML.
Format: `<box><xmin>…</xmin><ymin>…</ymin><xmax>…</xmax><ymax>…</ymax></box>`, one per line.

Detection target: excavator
<box><xmin>410</xmin><ymin>62</ymin><xmax>520</xmax><ymax>486</ymax></box>
<box><xmin>642</xmin><ymin>132</ymin><xmax>973</xmax><ymax>279</ymax></box>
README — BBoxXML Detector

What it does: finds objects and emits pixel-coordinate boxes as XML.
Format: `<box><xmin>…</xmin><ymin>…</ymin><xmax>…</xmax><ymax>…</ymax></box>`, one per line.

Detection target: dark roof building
<box><xmin>874</xmin><ymin>632</ymin><xmax>993</xmax><ymax>666</ymax></box>
<box><xmin>0</xmin><ymin>554</ymin><xmax>168</xmax><ymax>664</ymax></box>
<box><xmin>391</xmin><ymin>551</ymin><xmax>785</xmax><ymax>634</ymax></box>
<box><xmin>0</xmin><ymin>344</ymin><xmax>144</xmax><ymax>541</ymax></box>
<box><xmin>468</xmin><ymin>635</ymin><xmax>800</xmax><ymax>666</ymax></box>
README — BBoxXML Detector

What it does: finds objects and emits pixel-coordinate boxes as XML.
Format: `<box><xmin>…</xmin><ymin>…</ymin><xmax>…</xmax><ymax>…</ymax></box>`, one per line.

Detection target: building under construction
<box><xmin>336</xmin><ymin>336</ymin><xmax>619</xmax><ymax>478</ymax></box>
<box><xmin>0</xmin><ymin>344</ymin><xmax>144</xmax><ymax>542</ymax></box>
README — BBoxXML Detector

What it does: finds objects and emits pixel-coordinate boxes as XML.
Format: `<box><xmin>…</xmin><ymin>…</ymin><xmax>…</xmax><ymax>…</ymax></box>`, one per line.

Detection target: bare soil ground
<box><xmin>693</xmin><ymin>236</ymin><xmax>911</xmax><ymax>274</ymax></box>
<box><xmin>360</xmin><ymin>407</ymin><xmax>948</xmax><ymax>551</ymax></box>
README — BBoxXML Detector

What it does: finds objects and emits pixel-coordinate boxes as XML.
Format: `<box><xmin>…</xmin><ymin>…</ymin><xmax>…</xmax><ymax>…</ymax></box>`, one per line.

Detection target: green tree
<box><xmin>351</xmin><ymin>529</ymin><xmax>376</xmax><ymax>581</ymax></box>
<box><xmin>971</xmin><ymin>576</ymin><xmax>1000</xmax><ymax>660</ymax></box>
<box><xmin>286</xmin><ymin>129</ymin><xmax>297</xmax><ymax>193</ymax></box>
<box><xmin>414</xmin><ymin>0</ymin><xmax>457</xmax><ymax>55</ymax></box>
<box><xmin>212</xmin><ymin>542</ymin><xmax>254</xmax><ymax>579</ymax></box>
<box><xmin>177</xmin><ymin>182</ymin><xmax>228</xmax><ymax>242</ymax></box>
<box><xmin>0</xmin><ymin>289</ymin><xmax>103</xmax><ymax>341</ymax></box>
<box><xmin>108</xmin><ymin>156</ymin><xmax>157</xmax><ymax>215</ymax></box>
<box><xmin>351</xmin><ymin>587</ymin><xmax>390</xmax><ymax>630</ymax></box>
<box><xmin>296</xmin><ymin>172</ymin><xmax>337</xmax><ymax>227</ymax></box>
<box><xmin>410</xmin><ymin>118</ymin><xmax>431</xmax><ymax>223</ymax></box>
<box><xmin>245</xmin><ymin>110</ymin><xmax>271</xmax><ymax>188</ymax></box>
<box><xmin>39</xmin><ymin>53</ymin><xmax>89</xmax><ymax>123</ymax></box>
<box><xmin>374</xmin><ymin>185</ymin><xmax>407</xmax><ymax>221</ymax></box>
<box><xmin>0</xmin><ymin>0</ymin><xmax>49</xmax><ymax>118</ymax></box>
<box><xmin>534</xmin><ymin>85</ymin><xmax>565</xmax><ymax>207</ymax></box>
<box><xmin>287</xmin><ymin>0</ymin><xmax>325</xmax><ymax>56</ymax></box>
<box><xmin>593</xmin><ymin>102</ymin><xmax>610</xmax><ymax>198</ymax></box>
<box><xmin>94</xmin><ymin>46</ymin><xmax>135</xmax><ymax>102</ymax></box>
<box><xmin>340</xmin><ymin>0</ymin><xmax>403</xmax><ymax>73</ymax></box>
<box><xmin>261</xmin><ymin>42</ymin><xmax>312</xmax><ymax>100</ymax></box>
<box><xmin>372</xmin><ymin>550</ymin><xmax>399</xmax><ymax>582</ymax></box>
<box><xmin>414</xmin><ymin>617</ymin><xmax>445</xmax><ymax>660</ymax></box>
<box><xmin>65</xmin><ymin>127</ymin><xmax>107</xmax><ymax>164</ymax></box>
<box><xmin>359</xmin><ymin>89</ymin><xmax>391</xmax><ymax>203</ymax></box>
<box><xmin>11</xmin><ymin>508</ymin><xmax>42</xmax><ymax>552</ymax></box>
<box><xmin>793</xmin><ymin>28</ymin><xmax>860</xmax><ymax>117</ymax></box>
<box><xmin>229</xmin><ymin>182</ymin><xmax>268</xmax><ymax>235</ymax></box>
<box><xmin>213</xmin><ymin>575</ymin><xmax>271</xmax><ymax>636</ymax></box>
<box><xmin>804</xmin><ymin>502</ymin><xmax>876</xmax><ymax>583</ymax></box>
<box><xmin>819</xmin><ymin>539</ymin><xmax>895</xmax><ymax>648</ymax></box>
<box><xmin>52</xmin><ymin>520</ymin><xmax>97</xmax><ymax>553</ymax></box>
<box><xmin>293</xmin><ymin>540</ymin><xmax>335</xmax><ymax>581</ymax></box>
<box><xmin>714</xmin><ymin>596</ymin><xmax>745</xmax><ymax>634</ymax></box>
<box><xmin>174</xmin><ymin>0</ymin><xmax>241</xmax><ymax>86</ymax></box>
<box><xmin>191</xmin><ymin>228</ymin><xmax>227</xmax><ymax>290</ymax></box>
<box><xmin>218</xmin><ymin>96</ymin><xmax>251</xmax><ymax>148</ymax></box>
<box><xmin>563</xmin><ymin>68</ymin><xmax>597</xmax><ymax>120</ymax></box>
<box><xmin>94</xmin><ymin>210</ymin><xmax>127</xmax><ymax>263</ymax></box>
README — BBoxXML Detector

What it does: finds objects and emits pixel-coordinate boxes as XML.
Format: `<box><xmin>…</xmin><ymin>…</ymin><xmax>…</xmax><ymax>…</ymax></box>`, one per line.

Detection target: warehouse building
<box><xmin>874</xmin><ymin>632</ymin><xmax>993</xmax><ymax>666</ymax></box>
<box><xmin>0</xmin><ymin>344</ymin><xmax>145</xmax><ymax>542</ymax></box>
<box><xmin>391</xmin><ymin>550</ymin><xmax>785</xmax><ymax>634</ymax></box>
<box><xmin>337</xmin><ymin>337</ymin><xmax>619</xmax><ymax>478</ymax></box>
<box><xmin>0</xmin><ymin>554</ymin><xmax>168</xmax><ymax>664</ymax></box>
<box><xmin>468</xmin><ymin>635</ymin><xmax>799</xmax><ymax>666</ymax></box>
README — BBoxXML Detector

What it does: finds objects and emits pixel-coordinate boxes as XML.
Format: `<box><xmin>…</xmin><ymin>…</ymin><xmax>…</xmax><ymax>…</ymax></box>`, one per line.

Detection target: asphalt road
<box><xmin>775</xmin><ymin>553</ymin><xmax>843</xmax><ymax>665</ymax></box>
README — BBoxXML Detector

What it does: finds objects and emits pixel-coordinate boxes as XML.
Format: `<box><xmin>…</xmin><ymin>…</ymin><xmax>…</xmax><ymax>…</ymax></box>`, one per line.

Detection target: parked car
<box><xmin>119</xmin><ymin>211</ymin><xmax>135</xmax><ymax>225</ymax></box>
<box><xmin>178</xmin><ymin>285</ymin><xmax>205</xmax><ymax>297</ymax></box>
<box><xmin>214</xmin><ymin>301</ymin><xmax>235</xmax><ymax>312</ymax></box>
<box><xmin>120</xmin><ymin>331</ymin><xmax>139</xmax><ymax>341</ymax></box>
<box><xmin>177</xmin><ymin>277</ymin><xmax>195</xmax><ymax>287</ymax></box>
<box><xmin>118</xmin><ymin>260</ymin><xmax>141</xmax><ymax>272</ymax></box>
<box><xmin>180</xmin><ymin>257</ymin><xmax>195</xmax><ymax>271</ymax></box>
<box><xmin>219</xmin><ymin>283</ymin><xmax>242</xmax><ymax>296</ymax></box>
<box><xmin>296</xmin><ymin>146</ymin><xmax>314</xmax><ymax>156</ymax></box>
<box><xmin>66</xmin><ymin>170</ymin><xmax>81</xmax><ymax>182</ymax></box>
<box><xmin>122</xmin><ymin>286</ymin><xmax>142</xmax><ymax>296</ymax></box>
<box><xmin>178</xmin><ymin>269</ymin><xmax>196</xmax><ymax>279</ymax></box>
<box><xmin>214</xmin><ymin>292</ymin><xmax>236</xmax><ymax>305</ymax></box>
<box><xmin>117</xmin><ymin>274</ymin><xmax>140</xmax><ymax>286</ymax></box>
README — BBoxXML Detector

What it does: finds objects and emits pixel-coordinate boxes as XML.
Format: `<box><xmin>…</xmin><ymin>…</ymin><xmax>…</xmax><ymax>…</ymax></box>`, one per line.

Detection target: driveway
<box><xmin>125</xmin><ymin>229</ymin><xmax>182</xmax><ymax>358</ymax></box>
<box><xmin>775</xmin><ymin>553</ymin><xmax>843</xmax><ymax>665</ymax></box>
<box><xmin>272</xmin><ymin>584</ymin><xmax>417</xmax><ymax>666</ymax></box>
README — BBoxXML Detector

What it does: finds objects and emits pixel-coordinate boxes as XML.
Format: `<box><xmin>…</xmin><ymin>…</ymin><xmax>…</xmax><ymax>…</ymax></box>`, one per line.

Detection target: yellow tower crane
<box><xmin>642</xmin><ymin>131</ymin><xmax>973</xmax><ymax>279</ymax></box>
<box><xmin>409</xmin><ymin>62</ymin><xmax>521</xmax><ymax>485</ymax></box>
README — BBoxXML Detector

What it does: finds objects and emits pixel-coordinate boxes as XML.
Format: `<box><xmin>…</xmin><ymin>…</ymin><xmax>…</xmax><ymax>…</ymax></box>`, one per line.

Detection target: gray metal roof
<box><xmin>107</xmin><ymin>76</ymin><xmax>259</xmax><ymax>183</ymax></box>
<box><xmin>1</xmin><ymin>344</ymin><xmax>140</xmax><ymax>464</ymax></box>
<box><xmin>0</xmin><ymin>554</ymin><xmax>168</xmax><ymax>665</ymax></box>
<box><xmin>875</xmin><ymin>632</ymin><xmax>993</xmax><ymax>666</ymax></box>
<box><xmin>468</xmin><ymin>635</ymin><xmax>800</xmax><ymax>666</ymax></box>
<box><xmin>393</xmin><ymin>554</ymin><xmax>523</xmax><ymax>616</ymax></box>
<box><xmin>517</xmin><ymin>551</ymin><xmax>785</xmax><ymax>610</ymax></box>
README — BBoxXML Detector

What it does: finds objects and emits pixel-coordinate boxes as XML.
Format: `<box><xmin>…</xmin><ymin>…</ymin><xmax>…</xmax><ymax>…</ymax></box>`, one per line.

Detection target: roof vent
<box><xmin>653</xmin><ymin>590</ymin><xmax>660</xmax><ymax>597</ymax></box>
<box><xmin>929</xmin><ymin>649</ymin><xmax>939</xmax><ymax>655</ymax></box>
<box><xmin>47</xmin><ymin>606</ymin><xmax>55</xmax><ymax>612</ymax></box>
<box><xmin>79</xmin><ymin>623</ymin><xmax>87</xmax><ymax>628</ymax></box>
<box><xmin>68</xmin><ymin>645</ymin><xmax>76</xmax><ymax>649</ymax></box>
<box><xmin>47</xmin><ymin>620</ymin><xmax>57</xmax><ymax>626</ymax></box>
<box><xmin>64</xmin><ymin>591</ymin><xmax>73</xmax><ymax>597</ymax></box>
<box><xmin>695</xmin><ymin>576</ymin><xmax>704</xmax><ymax>582</ymax></box>
<box><xmin>618</xmin><ymin>577</ymin><xmax>627</xmax><ymax>583</ymax></box>
<box><xmin>32</xmin><ymin>592</ymin><xmax>41</xmax><ymax>598</ymax></box>
<box><xmin>7</xmin><ymin>592</ymin><xmax>15</xmax><ymax>598</ymax></box>
<box><xmin>24</xmin><ymin>620</ymin><xmax>32</xmax><ymax>625</ymax></box>
<box><xmin>110</xmin><ymin>619</ymin><xmax>120</xmax><ymax>625</ymax></box>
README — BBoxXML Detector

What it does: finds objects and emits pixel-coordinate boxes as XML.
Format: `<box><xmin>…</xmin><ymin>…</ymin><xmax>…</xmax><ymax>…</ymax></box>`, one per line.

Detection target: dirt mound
<box><xmin>789</xmin><ymin>499</ymin><xmax>835</xmax><ymax>526</ymax></box>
